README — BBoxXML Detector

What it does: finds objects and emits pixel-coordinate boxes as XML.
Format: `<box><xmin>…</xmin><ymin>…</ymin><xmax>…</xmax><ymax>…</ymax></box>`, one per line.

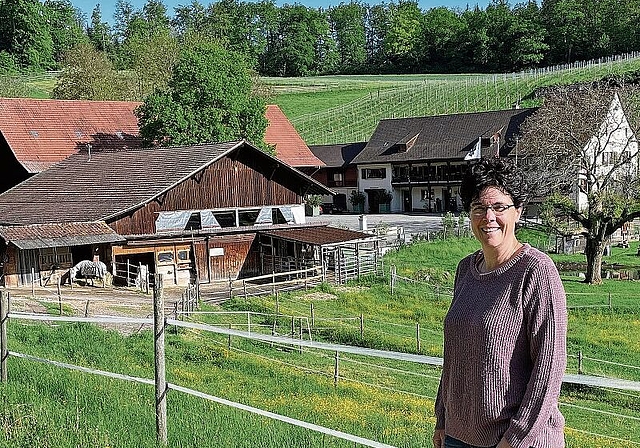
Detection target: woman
<box><xmin>433</xmin><ymin>157</ymin><xmax>567</xmax><ymax>448</ymax></box>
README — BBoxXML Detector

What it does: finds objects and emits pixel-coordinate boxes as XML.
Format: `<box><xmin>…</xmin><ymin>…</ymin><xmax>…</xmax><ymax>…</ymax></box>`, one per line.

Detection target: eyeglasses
<box><xmin>470</xmin><ymin>203</ymin><xmax>516</xmax><ymax>217</ymax></box>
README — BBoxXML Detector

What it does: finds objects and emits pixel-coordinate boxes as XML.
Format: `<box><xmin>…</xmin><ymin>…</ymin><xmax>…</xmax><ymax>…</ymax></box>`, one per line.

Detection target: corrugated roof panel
<box><xmin>260</xmin><ymin>226</ymin><xmax>374</xmax><ymax>246</ymax></box>
<box><xmin>0</xmin><ymin>221</ymin><xmax>125</xmax><ymax>249</ymax></box>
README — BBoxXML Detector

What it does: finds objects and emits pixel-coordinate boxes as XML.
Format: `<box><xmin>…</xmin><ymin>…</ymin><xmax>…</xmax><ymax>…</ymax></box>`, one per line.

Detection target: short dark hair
<box><xmin>460</xmin><ymin>157</ymin><xmax>528</xmax><ymax>212</ymax></box>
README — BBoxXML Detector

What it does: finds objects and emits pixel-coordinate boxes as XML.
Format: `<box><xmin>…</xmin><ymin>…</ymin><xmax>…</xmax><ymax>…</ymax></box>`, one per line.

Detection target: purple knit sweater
<box><xmin>435</xmin><ymin>244</ymin><xmax>567</xmax><ymax>448</ymax></box>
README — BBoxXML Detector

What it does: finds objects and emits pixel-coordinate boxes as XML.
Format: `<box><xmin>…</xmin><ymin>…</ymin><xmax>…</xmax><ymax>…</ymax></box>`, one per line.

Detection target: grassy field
<box><xmin>1</xmin><ymin>234</ymin><xmax>639</xmax><ymax>447</ymax></box>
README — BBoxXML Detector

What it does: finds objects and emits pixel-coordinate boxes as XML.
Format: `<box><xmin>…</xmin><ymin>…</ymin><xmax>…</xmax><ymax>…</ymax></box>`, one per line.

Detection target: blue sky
<box><xmin>71</xmin><ymin>0</ymin><xmax>491</xmax><ymax>24</ymax></box>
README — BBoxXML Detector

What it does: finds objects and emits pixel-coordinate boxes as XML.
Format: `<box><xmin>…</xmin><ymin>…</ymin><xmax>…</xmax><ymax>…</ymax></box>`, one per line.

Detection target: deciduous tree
<box><xmin>0</xmin><ymin>0</ymin><xmax>55</xmax><ymax>69</ymax></box>
<box><xmin>136</xmin><ymin>41</ymin><xmax>269</xmax><ymax>149</ymax></box>
<box><xmin>53</xmin><ymin>42</ymin><xmax>130</xmax><ymax>100</ymax></box>
<box><xmin>519</xmin><ymin>84</ymin><xmax>640</xmax><ymax>284</ymax></box>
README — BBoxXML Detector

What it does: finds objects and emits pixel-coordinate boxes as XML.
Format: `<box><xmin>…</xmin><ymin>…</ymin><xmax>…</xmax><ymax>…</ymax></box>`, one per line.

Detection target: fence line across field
<box><xmin>2</xmin><ymin>289</ymin><xmax>640</xmax><ymax>446</ymax></box>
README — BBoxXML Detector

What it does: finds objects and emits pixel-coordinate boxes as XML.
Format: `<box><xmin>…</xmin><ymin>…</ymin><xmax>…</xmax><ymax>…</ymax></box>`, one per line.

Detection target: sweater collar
<box><xmin>471</xmin><ymin>243</ymin><xmax>531</xmax><ymax>280</ymax></box>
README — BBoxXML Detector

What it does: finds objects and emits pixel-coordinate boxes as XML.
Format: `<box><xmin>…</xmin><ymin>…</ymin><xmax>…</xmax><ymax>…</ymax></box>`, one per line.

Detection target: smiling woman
<box><xmin>433</xmin><ymin>157</ymin><xmax>568</xmax><ymax>448</ymax></box>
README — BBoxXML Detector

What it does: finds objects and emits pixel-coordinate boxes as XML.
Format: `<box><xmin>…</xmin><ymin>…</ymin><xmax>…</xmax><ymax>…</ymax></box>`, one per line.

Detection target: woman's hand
<box><xmin>432</xmin><ymin>429</ymin><xmax>445</xmax><ymax>448</ymax></box>
<box><xmin>497</xmin><ymin>437</ymin><xmax>514</xmax><ymax>448</ymax></box>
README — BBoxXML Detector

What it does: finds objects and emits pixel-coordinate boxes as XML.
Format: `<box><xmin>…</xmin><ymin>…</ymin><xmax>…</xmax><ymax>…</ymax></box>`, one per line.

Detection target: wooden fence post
<box><xmin>578</xmin><ymin>350</ymin><xmax>584</xmax><ymax>375</ymax></box>
<box><xmin>153</xmin><ymin>274</ymin><xmax>168</xmax><ymax>446</ymax></box>
<box><xmin>247</xmin><ymin>312</ymin><xmax>251</xmax><ymax>335</ymax></box>
<box><xmin>333</xmin><ymin>351</ymin><xmax>339</xmax><ymax>386</ymax></box>
<box><xmin>310</xmin><ymin>303</ymin><xmax>315</xmax><ymax>327</ymax></box>
<box><xmin>1</xmin><ymin>291</ymin><xmax>8</xmax><ymax>383</ymax></box>
<box><xmin>31</xmin><ymin>267</ymin><xmax>35</xmax><ymax>298</ymax></box>
<box><xmin>359</xmin><ymin>314</ymin><xmax>364</xmax><ymax>340</ymax></box>
<box><xmin>57</xmin><ymin>276</ymin><xmax>63</xmax><ymax>316</ymax></box>
<box><xmin>290</xmin><ymin>316</ymin><xmax>295</xmax><ymax>338</ymax></box>
<box><xmin>271</xmin><ymin>271</ymin><xmax>276</xmax><ymax>296</ymax></box>
<box><xmin>416</xmin><ymin>323</ymin><xmax>421</xmax><ymax>353</ymax></box>
<box><xmin>126</xmin><ymin>259</ymin><xmax>130</xmax><ymax>286</ymax></box>
<box><xmin>84</xmin><ymin>300</ymin><xmax>90</xmax><ymax>318</ymax></box>
<box><xmin>298</xmin><ymin>318</ymin><xmax>303</xmax><ymax>354</ymax></box>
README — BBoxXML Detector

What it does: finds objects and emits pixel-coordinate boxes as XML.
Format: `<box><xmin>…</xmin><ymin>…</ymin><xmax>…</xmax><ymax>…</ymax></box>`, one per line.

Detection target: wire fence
<box><xmin>1</xmin><ymin>284</ymin><xmax>639</xmax><ymax>447</ymax></box>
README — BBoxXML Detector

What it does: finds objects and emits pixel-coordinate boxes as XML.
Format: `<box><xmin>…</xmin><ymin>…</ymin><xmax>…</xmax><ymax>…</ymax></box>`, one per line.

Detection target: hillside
<box><xmin>9</xmin><ymin>53</ymin><xmax>640</xmax><ymax>146</ymax></box>
<box><xmin>269</xmin><ymin>54</ymin><xmax>640</xmax><ymax>145</ymax></box>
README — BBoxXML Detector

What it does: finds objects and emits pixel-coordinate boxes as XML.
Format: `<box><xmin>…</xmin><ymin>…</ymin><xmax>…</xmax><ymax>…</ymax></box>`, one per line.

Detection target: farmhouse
<box><xmin>0</xmin><ymin>140</ymin><xmax>376</xmax><ymax>288</ymax></box>
<box><xmin>309</xmin><ymin>108</ymin><xmax>536</xmax><ymax>214</ymax></box>
<box><xmin>308</xmin><ymin>142</ymin><xmax>366</xmax><ymax>213</ymax></box>
<box><xmin>0</xmin><ymin>98</ymin><xmax>142</xmax><ymax>193</ymax></box>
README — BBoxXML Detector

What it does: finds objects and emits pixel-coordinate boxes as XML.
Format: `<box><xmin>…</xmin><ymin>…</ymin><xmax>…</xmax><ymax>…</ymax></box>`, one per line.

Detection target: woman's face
<box><xmin>469</xmin><ymin>186</ymin><xmax>522</xmax><ymax>252</ymax></box>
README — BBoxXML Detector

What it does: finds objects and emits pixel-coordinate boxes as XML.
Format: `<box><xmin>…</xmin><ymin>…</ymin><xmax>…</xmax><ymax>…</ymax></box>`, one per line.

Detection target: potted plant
<box><xmin>349</xmin><ymin>190</ymin><xmax>366</xmax><ymax>213</ymax></box>
<box><xmin>305</xmin><ymin>194</ymin><xmax>323</xmax><ymax>216</ymax></box>
<box><xmin>379</xmin><ymin>189</ymin><xmax>393</xmax><ymax>213</ymax></box>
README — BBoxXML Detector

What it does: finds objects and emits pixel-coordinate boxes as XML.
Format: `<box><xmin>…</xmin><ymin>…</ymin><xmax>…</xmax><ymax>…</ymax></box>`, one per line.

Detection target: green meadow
<box><xmin>2</xmin><ymin>234</ymin><xmax>639</xmax><ymax>447</ymax></box>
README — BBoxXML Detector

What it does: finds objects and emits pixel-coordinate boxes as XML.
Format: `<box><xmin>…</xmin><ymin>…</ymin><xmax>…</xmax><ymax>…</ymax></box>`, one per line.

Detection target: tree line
<box><xmin>2</xmin><ymin>0</ymin><xmax>640</xmax><ymax>80</ymax></box>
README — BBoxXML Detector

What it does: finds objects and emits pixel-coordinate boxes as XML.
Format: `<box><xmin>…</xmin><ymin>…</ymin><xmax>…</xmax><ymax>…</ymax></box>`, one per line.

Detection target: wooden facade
<box><xmin>109</xmin><ymin>155</ymin><xmax>299</xmax><ymax>236</ymax></box>
<box><xmin>0</xmin><ymin>141</ymin><xmax>334</xmax><ymax>288</ymax></box>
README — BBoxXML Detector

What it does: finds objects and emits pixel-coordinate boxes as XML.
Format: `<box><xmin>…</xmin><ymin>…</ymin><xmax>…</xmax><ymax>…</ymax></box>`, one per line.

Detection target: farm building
<box><xmin>0</xmin><ymin>99</ymin><xmax>323</xmax><ymax>194</ymax></box>
<box><xmin>0</xmin><ymin>98</ymin><xmax>142</xmax><ymax>193</ymax></box>
<box><xmin>0</xmin><ymin>140</ymin><xmax>376</xmax><ymax>288</ymax></box>
<box><xmin>265</xmin><ymin>104</ymin><xmax>325</xmax><ymax>171</ymax></box>
<box><xmin>308</xmin><ymin>142</ymin><xmax>366</xmax><ymax>213</ymax></box>
<box><xmin>349</xmin><ymin>108</ymin><xmax>537</xmax><ymax>214</ymax></box>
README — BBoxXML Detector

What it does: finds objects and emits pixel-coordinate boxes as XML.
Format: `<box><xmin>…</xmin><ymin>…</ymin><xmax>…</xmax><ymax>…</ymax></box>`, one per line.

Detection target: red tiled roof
<box><xmin>265</xmin><ymin>104</ymin><xmax>325</xmax><ymax>168</ymax></box>
<box><xmin>0</xmin><ymin>98</ymin><xmax>142</xmax><ymax>173</ymax></box>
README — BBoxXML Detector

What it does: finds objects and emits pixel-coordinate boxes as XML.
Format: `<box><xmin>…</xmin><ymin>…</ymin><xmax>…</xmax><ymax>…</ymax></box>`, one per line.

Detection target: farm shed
<box><xmin>0</xmin><ymin>222</ymin><xmax>124</xmax><ymax>287</ymax></box>
<box><xmin>258</xmin><ymin>226</ymin><xmax>380</xmax><ymax>282</ymax></box>
<box><xmin>0</xmin><ymin>140</ymin><xmax>338</xmax><ymax>287</ymax></box>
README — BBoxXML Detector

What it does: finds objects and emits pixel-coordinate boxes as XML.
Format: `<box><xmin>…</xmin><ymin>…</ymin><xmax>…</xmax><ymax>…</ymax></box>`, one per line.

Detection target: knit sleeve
<box><xmin>434</xmin><ymin>258</ymin><xmax>469</xmax><ymax>430</ymax></box>
<box><xmin>503</xmin><ymin>257</ymin><xmax>567</xmax><ymax>448</ymax></box>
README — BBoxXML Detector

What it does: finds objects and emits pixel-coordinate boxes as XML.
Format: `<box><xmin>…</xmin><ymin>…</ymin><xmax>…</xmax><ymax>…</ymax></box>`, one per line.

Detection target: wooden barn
<box><xmin>0</xmin><ymin>140</ymin><xmax>375</xmax><ymax>288</ymax></box>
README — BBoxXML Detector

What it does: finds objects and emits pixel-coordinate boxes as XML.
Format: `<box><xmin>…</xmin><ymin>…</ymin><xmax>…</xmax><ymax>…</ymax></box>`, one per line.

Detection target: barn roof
<box><xmin>265</xmin><ymin>105</ymin><xmax>325</xmax><ymax>168</ymax></box>
<box><xmin>0</xmin><ymin>98</ymin><xmax>142</xmax><ymax>173</ymax></box>
<box><xmin>0</xmin><ymin>222</ymin><xmax>124</xmax><ymax>249</ymax></box>
<box><xmin>351</xmin><ymin>108</ymin><xmax>537</xmax><ymax>164</ymax></box>
<box><xmin>0</xmin><ymin>140</ymin><xmax>333</xmax><ymax>226</ymax></box>
<box><xmin>259</xmin><ymin>226</ymin><xmax>374</xmax><ymax>246</ymax></box>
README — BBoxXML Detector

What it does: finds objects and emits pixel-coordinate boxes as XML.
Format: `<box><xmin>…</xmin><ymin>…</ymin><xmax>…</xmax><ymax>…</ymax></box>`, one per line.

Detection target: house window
<box><xmin>177</xmin><ymin>250</ymin><xmax>190</xmax><ymax>261</ymax></box>
<box><xmin>421</xmin><ymin>189</ymin><xmax>433</xmax><ymax>201</ymax></box>
<box><xmin>602</xmin><ymin>151</ymin><xmax>617</xmax><ymax>165</ymax></box>
<box><xmin>327</xmin><ymin>169</ymin><xmax>344</xmax><ymax>187</ymax></box>
<box><xmin>362</xmin><ymin>168</ymin><xmax>386</xmax><ymax>179</ymax></box>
